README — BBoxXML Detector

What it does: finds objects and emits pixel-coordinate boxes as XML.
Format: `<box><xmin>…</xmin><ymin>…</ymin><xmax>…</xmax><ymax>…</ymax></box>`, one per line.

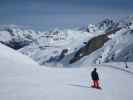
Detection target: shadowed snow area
<box><xmin>0</xmin><ymin>43</ymin><xmax>133</xmax><ymax>100</ymax></box>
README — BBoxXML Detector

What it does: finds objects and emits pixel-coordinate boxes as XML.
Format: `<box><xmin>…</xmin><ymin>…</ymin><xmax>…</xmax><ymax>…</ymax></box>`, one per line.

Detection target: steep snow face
<box><xmin>99</xmin><ymin>28</ymin><xmax>133</xmax><ymax>63</ymax></box>
<box><xmin>73</xmin><ymin>28</ymin><xmax>133</xmax><ymax>65</ymax></box>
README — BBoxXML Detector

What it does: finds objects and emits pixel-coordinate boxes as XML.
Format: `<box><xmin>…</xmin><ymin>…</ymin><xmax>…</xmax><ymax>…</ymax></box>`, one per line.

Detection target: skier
<box><xmin>91</xmin><ymin>68</ymin><xmax>101</xmax><ymax>89</ymax></box>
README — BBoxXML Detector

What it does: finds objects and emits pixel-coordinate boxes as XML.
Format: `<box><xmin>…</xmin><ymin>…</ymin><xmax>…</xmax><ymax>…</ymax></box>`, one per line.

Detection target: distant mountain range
<box><xmin>0</xmin><ymin>16</ymin><xmax>133</xmax><ymax>67</ymax></box>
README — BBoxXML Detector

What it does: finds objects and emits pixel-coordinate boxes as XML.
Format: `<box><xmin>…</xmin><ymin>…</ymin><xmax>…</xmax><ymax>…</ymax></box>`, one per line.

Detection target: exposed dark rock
<box><xmin>57</xmin><ymin>49</ymin><xmax>68</xmax><ymax>61</ymax></box>
<box><xmin>46</xmin><ymin>49</ymin><xmax>68</xmax><ymax>63</ymax></box>
<box><xmin>0</xmin><ymin>39</ymin><xmax>31</xmax><ymax>50</ymax></box>
<box><xmin>69</xmin><ymin>34</ymin><xmax>110</xmax><ymax>64</ymax></box>
<box><xmin>69</xmin><ymin>26</ymin><xmax>123</xmax><ymax>64</ymax></box>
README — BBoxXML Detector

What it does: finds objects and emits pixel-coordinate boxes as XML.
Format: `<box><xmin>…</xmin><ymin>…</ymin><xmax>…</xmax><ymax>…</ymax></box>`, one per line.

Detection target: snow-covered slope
<box><xmin>19</xmin><ymin>29</ymin><xmax>94</xmax><ymax>65</ymax></box>
<box><xmin>0</xmin><ymin>25</ymin><xmax>92</xmax><ymax>65</ymax></box>
<box><xmin>0</xmin><ymin>43</ymin><xmax>38</xmax><ymax>75</ymax></box>
<box><xmin>0</xmin><ymin>43</ymin><xmax>133</xmax><ymax>100</ymax></box>
<box><xmin>1</xmin><ymin>17</ymin><xmax>133</xmax><ymax>67</ymax></box>
<box><xmin>25</xmin><ymin>17</ymin><xmax>133</xmax><ymax>66</ymax></box>
<box><xmin>75</xmin><ymin>26</ymin><xmax>133</xmax><ymax>65</ymax></box>
<box><xmin>0</xmin><ymin>18</ymin><xmax>119</xmax><ymax>66</ymax></box>
<box><xmin>60</xmin><ymin>17</ymin><xmax>133</xmax><ymax>66</ymax></box>
<box><xmin>98</xmin><ymin>28</ymin><xmax>133</xmax><ymax>63</ymax></box>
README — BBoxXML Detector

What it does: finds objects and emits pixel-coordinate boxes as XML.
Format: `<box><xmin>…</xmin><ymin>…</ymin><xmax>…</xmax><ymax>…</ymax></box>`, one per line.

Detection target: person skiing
<box><xmin>91</xmin><ymin>68</ymin><xmax>101</xmax><ymax>89</ymax></box>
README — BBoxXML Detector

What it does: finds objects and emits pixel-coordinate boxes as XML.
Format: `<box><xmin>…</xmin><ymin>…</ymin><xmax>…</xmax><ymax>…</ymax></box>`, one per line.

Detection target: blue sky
<box><xmin>0</xmin><ymin>0</ymin><xmax>133</xmax><ymax>30</ymax></box>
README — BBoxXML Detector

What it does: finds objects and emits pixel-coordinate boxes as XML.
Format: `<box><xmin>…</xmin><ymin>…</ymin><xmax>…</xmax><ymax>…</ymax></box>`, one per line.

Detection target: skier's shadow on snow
<box><xmin>68</xmin><ymin>84</ymin><xmax>90</xmax><ymax>89</ymax></box>
<box><xmin>68</xmin><ymin>84</ymin><xmax>102</xmax><ymax>90</ymax></box>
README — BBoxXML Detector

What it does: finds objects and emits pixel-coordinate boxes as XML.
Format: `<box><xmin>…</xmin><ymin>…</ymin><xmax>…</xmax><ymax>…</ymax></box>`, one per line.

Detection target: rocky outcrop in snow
<box><xmin>69</xmin><ymin>34</ymin><xmax>109</xmax><ymax>64</ymax></box>
<box><xmin>1</xmin><ymin>17</ymin><xmax>133</xmax><ymax>67</ymax></box>
<box><xmin>0</xmin><ymin>25</ymin><xmax>38</xmax><ymax>49</ymax></box>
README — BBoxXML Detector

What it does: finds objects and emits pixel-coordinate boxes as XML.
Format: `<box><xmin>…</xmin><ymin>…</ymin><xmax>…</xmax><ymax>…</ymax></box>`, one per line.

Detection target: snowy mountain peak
<box><xmin>1</xmin><ymin>16</ymin><xmax>133</xmax><ymax>66</ymax></box>
<box><xmin>96</xmin><ymin>18</ymin><xmax>117</xmax><ymax>32</ymax></box>
<box><xmin>87</xmin><ymin>18</ymin><xmax>118</xmax><ymax>34</ymax></box>
<box><xmin>97</xmin><ymin>18</ymin><xmax>114</xmax><ymax>25</ymax></box>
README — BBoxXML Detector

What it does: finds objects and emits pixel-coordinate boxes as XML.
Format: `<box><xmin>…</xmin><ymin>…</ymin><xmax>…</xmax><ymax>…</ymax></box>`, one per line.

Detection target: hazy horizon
<box><xmin>0</xmin><ymin>0</ymin><xmax>133</xmax><ymax>31</ymax></box>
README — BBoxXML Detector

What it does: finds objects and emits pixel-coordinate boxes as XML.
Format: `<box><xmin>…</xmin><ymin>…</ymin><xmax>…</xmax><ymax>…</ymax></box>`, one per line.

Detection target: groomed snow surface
<box><xmin>0</xmin><ymin>43</ymin><xmax>133</xmax><ymax>100</ymax></box>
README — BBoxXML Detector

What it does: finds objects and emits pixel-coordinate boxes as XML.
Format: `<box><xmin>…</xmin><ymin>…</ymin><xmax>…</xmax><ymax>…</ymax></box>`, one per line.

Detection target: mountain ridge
<box><xmin>0</xmin><ymin>17</ymin><xmax>133</xmax><ymax>67</ymax></box>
